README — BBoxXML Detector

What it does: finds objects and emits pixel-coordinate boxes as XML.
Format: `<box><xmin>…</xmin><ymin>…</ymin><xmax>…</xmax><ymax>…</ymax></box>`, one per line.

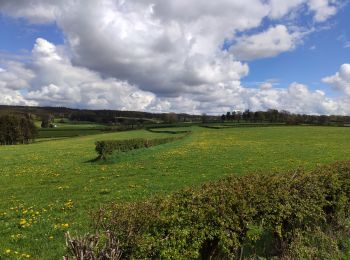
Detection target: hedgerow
<box><xmin>95</xmin><ymin>132</ymin><xmax>190</xmax><ymax>160</ymax></box>
<box><xmin>200</xmin><ymin>123</ymin><xmax>286</xmax><ymax>129</ymax></box>
<box><xmin>146</xmin><ymin>128</ymin><xmax>191</xmax><ymax>134</ymax></box>
<box><xmin>65</xmin><ymin>161</ymin><xmax>350</xmax><ymax>259</ymax></box>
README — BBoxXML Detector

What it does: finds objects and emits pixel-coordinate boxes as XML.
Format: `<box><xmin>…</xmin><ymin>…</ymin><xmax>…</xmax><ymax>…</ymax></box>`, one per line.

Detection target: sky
<box><xmin>0</xmin><ymin>0</ymin><xmax>350</xmax><ymax>115</ymax></box>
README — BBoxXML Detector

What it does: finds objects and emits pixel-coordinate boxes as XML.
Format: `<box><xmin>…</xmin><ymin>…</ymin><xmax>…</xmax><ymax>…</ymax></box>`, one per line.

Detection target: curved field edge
<box><xmin>95</xmin><ymin>128</ymin><xmax>191</xmax><ymax>160</ymax></box>
<box><xmin>1</xmin><ymin>126</ymin><xmax>350</xmax><ymax>258</ymax></box>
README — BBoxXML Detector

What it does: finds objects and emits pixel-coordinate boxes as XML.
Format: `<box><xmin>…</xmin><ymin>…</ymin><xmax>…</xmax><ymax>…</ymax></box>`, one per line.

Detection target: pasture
<box><xmin>36</xmin><ymin>121</ymin><xmax>107</xmax><ymax>139</ymax></box>
<box><xmin>1</xmin><ymin>126</ymin><xmax>350</xmax><ymax>258</ymax></box>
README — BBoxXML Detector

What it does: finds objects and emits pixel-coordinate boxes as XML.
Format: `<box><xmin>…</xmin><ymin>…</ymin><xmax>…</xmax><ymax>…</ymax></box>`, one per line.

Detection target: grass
<box><xmin>35</xmin><ymin>120</ymin><xmax>107</xmax><ymax>139</ymax></box>
<box><xmin>1</xmin><ymin>126</ymin><xmax>350</xmax><ymax>258</ymax></box>
<box><xmin>38</xmin><ymin>128</ymin><xmax>105</xmax><ymax>139</ymax></box>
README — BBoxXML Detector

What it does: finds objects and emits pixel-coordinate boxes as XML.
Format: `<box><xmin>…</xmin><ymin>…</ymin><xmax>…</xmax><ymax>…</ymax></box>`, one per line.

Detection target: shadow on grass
<box><xmin>84</xmin><ymin>155</ymin><xmax>124</xmax><ymax>165</ymax></box>
<box><xmin>84</xmin><ymin>157</ymin><xmax>101</xmax><ymax>163</ymax></box>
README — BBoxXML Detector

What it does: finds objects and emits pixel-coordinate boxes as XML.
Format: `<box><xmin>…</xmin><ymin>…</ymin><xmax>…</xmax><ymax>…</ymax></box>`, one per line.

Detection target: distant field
<box><xmin>35</xmin><ymin>120</ymin><xmax>107</xmax><ymax>139</ymax></box>
<box><xmin>1</xmin><ymin>126</ymin><xmax>350</xmax><ymax>258</ymax></box>
<box><xmin>38</xmin><ymin>128</ymin><xmax>105</xmax><ymax>138</ymax></box>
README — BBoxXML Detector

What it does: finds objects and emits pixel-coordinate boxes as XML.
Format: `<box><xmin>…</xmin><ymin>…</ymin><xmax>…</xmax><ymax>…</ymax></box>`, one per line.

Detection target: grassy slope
<box><xmin>1</xmin><ymin>126</ymin><xmax>350</xmax><ymax>258</ymax></box>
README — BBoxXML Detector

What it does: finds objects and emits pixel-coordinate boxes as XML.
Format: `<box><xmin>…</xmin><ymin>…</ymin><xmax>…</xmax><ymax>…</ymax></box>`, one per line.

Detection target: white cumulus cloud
<box><xmin>0</xmin><ymin>0</ymin><xmax>347</xmax><ymax>115</ymax></box>
<box><xmin>323</xmin><ymin>64</ymin><xmax>350</xmax><ymax>96</ymax></box>
<box><xmin>230</xmin><ymin>25</ymin><xmax>301</xmax><ymax>61</ymax></box>
<box><xmin>308</xmin><ymin>0</ymin><xmax>338</xmax><ymax>22</ymax></box>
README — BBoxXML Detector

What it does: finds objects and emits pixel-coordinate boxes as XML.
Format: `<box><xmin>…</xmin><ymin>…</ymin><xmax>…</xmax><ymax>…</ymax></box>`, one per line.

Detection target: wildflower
<box><xmin>5</xmin><ymin>249</ymin><xmax>11</xmax><ymax>254</ymax></box>
<box><xmin>19</xmin><ymin>218</ymin><xmax>27</xmax><ymax>226</ymax></box>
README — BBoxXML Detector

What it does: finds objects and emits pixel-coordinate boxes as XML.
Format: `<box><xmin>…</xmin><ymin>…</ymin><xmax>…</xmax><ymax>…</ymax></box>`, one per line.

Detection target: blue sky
<box><xmin>0</xmin><ymin>16</ymin><xmax>63</xmax><ymax>52</ymax></box>
<box><xmin>243</xmin><ymin>4</ymin><xmax>350</xmax><ymax>94</ymax></box>
<box><xmin>0</xmin><ymin>0</ymin><xmax>350</xmax><ymax>115</ymax></box>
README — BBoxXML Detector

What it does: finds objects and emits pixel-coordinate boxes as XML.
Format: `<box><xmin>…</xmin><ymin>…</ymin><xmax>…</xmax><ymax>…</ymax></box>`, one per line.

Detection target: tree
<box><xmin>41</xmin><ymin>114</ymin><xmax>54</xmax><ymax>128</ymax></box>
<box><xmin>0</xmin><ymin>115</ymin><xmax>37</xmax><ymax>145</ymax></box>
<box><xmin>201</xmin><ymin>113</ymin><xmax>209</xmax><ymax>123</ymax></box>
<box><xmin>267</xmin><ymin>109</ymin><xmax>279</xmax><ymax>123</ymax></box>
<box><xmin>162</xmin><ymin>113</ymin><xmax>178</xmax><ymax>124</ymax></box>
<box><xmin>254</xmin><ymin>111</ymin><xmax>265</xmax><ymax>122</ymax></box>
<box><xmin>226</xmin><ymin>112</ymin><xmax>232</xmax><ymax>121</ymax></box>
<box><xmin>235</xmin><ymin>111</ymin><xmax>242</xmax><ymax>123</ymax></box>
<box><xmin>242</xmin><ymin>109</ymin><xmax>251</xmax><ymax>122</ymax></box>
<box><xmin>221</xmin><ymin>114</ymin><xmax>226</xmax><ymax>122</ymax></box>
<box><xmin>231</xmin><ymin>111</ymin><xmax>236</xmax><ymax>122</ymax></box>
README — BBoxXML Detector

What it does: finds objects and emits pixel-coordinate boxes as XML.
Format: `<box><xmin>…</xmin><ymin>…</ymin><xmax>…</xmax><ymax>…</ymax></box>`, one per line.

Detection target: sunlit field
<box><xmin>1</xmin><ymin>126</ymin><xmax>350</xmax><ymax>258</ymax></box>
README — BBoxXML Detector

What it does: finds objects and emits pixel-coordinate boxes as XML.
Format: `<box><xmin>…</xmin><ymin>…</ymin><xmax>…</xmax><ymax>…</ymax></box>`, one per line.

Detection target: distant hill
<box><xmin>0</xmin><ymin>105</ymin><xmax>207</xmax><ymax>124</ymax></box>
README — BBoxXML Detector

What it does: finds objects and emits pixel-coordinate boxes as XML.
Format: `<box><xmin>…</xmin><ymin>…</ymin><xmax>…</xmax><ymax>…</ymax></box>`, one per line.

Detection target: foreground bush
<box><xmin>95</xmin><ymin>132</ymin><xmax>190</xmax><ymax>160</ymax></box>
<box><xmin>66</xmin><ymin>162</ymin><xmax>350</xmax><ymax>259</ymax></box>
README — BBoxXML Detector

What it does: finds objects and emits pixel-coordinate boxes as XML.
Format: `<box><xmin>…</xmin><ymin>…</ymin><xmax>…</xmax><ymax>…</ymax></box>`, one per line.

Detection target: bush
<box><xmin>65</xmin><ymin>161</ymin><xmax>350</xmax><ymax>259</ymax></box>
<box><xmin>95</xmin><ymin>133</ymin><xmax>190</xmax><ymax>160</ymax></box>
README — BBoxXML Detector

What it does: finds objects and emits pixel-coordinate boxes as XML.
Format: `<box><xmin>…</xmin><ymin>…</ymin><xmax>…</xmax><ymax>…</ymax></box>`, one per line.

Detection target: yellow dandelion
<box><xmin>19</xmin><ymin>218</ymin><xmax>27</xmax><ymax>226</ymax></box>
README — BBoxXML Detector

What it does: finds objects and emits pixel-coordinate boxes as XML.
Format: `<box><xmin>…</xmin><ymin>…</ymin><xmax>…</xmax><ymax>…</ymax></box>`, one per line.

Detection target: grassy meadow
<box><xmin>1</xmin><ymin>126</ymin><xmax>350</xmax><ymax>258</ymax></box>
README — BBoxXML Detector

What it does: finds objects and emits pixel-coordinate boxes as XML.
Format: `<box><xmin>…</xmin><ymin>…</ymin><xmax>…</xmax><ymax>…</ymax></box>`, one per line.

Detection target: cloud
<box><xmin>53</xmin><ymin>0</ymin><xmax>258</xmax><ymax>95</ymax></box>
<box><xmin>308</xmin><ymin>0</ymin><xmax>338</xmax><ymax>22</ymax></box>
<box><xmin>230</xmin><ymin>25</ymin><xmax>301</xmax><ymax>60</ymax></box>
<box><xmin>268</xmin><ymin>0</ymin><xmax>306</xmax><ymax>19</ymax></box>
<box><xmin>0</xmin><ymin>0</ymin><xmax>336</xmax><ymax>95</ymax></box>
<box><xmin>0</xmin><ymin>38</ymin><xmax>348</xmax><ymax>115</ymax></box>
<box><xmin>0</xmin><ymin>61</ymin><xmax>34</xmax><ymax>90</ymax></box>
<box><xmin>0</xmin><ymin>88</ymin><xmax>37</xmax><ymax>106</ymax></box>
<box><xmin>260</xmin><ymin>82</ymin><xmax>274</xmax><ymax>90</ymax></box>
<box><xmin>23</xmin><ymin>38</ymin><xmax>156</xmax><ymax>110</ymax></box>
<box><xmin>0</xmin><ymin>1</ymin><xmax>347</xmax><ymax>115</ymax></box>
<box><xmin>323</xmin><ymin>64</ymin><xmax>350</xmax><ymax>96</ymax></box>
<box><xmin>0</xmin><ymin>0</ymin><xmax>59</xmax><ymax>24</ymax></box>
<box><xmin>268</xmin><ymin>0</ymin><xmax>339</xmax><ymax>22</ymax></box>
<box><xmin>0</xmin><ymin>62</ymin><xmax>37</xmax><ymax>106</ymax></box>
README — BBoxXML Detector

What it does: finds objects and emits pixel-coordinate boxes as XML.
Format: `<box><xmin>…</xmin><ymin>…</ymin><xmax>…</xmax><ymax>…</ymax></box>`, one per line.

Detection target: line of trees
<box><xmin>0</xmin><ymin>105</ymin><xmax>206</xmax><ymax>124</ymax></box>
<box><xmin>221</xmin><ymin>109</ymin><xmax>350</xmax><ymax>125</ymax></box>
<box><xmin>0</xmin><ymin>115</ymin><xmax>38</xmax><ymax>145</ymax></box>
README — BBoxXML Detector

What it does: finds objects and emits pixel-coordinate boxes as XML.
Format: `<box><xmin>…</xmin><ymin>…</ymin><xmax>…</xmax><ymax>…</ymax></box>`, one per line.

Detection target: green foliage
<box><xmin>0</xmin><ymin>114</ymin><xmax>37</xmax><ymax>145</ymax></box>
<box><xmin>95</xmin><ymin>132</ymin><xmax>190</xmax><ymax>160</ymax></box>
<box><xmin>67</xmin><ymin>162</ymin><xmax>350</xmax><ymax>259</ymax></box>
<box><xmin>3</xmin><ymin>126</ymin><xmax>350</xmax><ymax>258</ymax></box>
<box><xmin>40</xmin><ymin>114</ymin><xmax>54</xmax><ymax>128</ymax></box>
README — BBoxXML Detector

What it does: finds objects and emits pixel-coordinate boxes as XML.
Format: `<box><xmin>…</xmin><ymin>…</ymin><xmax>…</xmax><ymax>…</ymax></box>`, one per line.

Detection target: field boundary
<box><xmin>200</xmin><ymin>123</ymin><xmax>287</xmax><ymax>129</ymax></box>
<box><xmin>66</xmin><ymin>161</ymin><xmax>350</xmax><ymax>259</ymax></box>
<box><xmin>95</xmin><ymin>130</ymin><xmax>191</xmax><ymax>160</ymax></box>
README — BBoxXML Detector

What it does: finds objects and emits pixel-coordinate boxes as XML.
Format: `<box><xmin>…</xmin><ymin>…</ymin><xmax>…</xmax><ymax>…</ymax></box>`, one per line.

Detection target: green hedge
<box><xmin>146</xmin><ymin>128</ymin><xmax>191</xmax><ymax>134</ymax></box>
<box><xmin>65</xmin><ymin>162</ymin><xmax>350</xmax><ymax>259</ymax></box>
<box><xmin>200</xmin><ymin>123</ymin><xmax>286</xmax><ymax>129</ymax></box>
<box><xmin>95</xmin><ymin>133</ymin><xmax>190</xmax><ymax>160</ymax></box>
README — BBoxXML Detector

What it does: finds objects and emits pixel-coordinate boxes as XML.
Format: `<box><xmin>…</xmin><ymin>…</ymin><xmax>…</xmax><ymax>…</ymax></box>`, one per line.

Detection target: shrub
<box><xmin>65</xmin><ymin>161</ymin><xmax>350</xmax><ymax>259</ymax></box>
<box><xmin>95</xmin><ymin>133</ymin><xmax>190</xmax><ymax>160</ymax></box>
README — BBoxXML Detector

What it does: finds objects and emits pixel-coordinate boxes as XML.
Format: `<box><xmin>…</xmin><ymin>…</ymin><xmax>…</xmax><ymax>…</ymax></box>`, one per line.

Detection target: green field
<box><xmin>35</xmin><ymin>121</ymin><xmax>107</xmax><ymax>139</ymax></box>
<box><xmin>1</xmin><ymin>126</ymin><xmax>350</xmax><ymax>258</ymax></box>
